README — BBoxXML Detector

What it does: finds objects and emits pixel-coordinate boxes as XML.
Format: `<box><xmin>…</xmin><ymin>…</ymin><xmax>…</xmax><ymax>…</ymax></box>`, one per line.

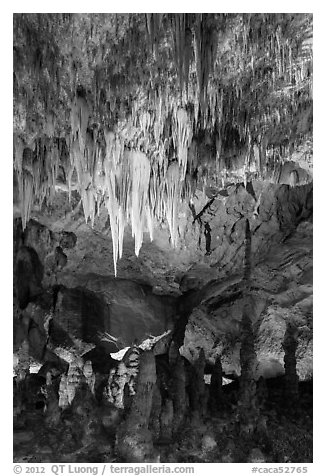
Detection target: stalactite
<box><xmin>145</xmin><ymin>13</ymin><xmax>163</xmax><ymax>57</ymax></box>
<box><xmin>194</xmin><ymin>15</ymin><xmax>216</xmax><ymax>115</ymax></box>
<box><xmin>174</xmin><ymin>108</ymin><xmax>192</xmax><ymax>180</ymax></box>
<box><xmin>129</xmin><ymin>151</ymin><xmax>151</xmax><ymax>256</ymax></box>
<box><xmin>14</xmin><ymin>137</ymin><xmax>60</xmax><ymax>229</ymax></box>
<box><xmin>71</xmin><ymin>95</ymin><xmax>90</xmax><ymax>153</ymax></box>
<box><xmin>101</xmin><ymin>130</ymin><xmax>129</xmax><ymax>276</ymax></box>
<box><xmin>18</xmin><ymin>170</ymin><xmax>34</xmax><ymax>230</ymax></box>
<box><xmin>13</xmin><ymin>135</ymin><xmax>24</xmax><ymax>174</ymax></box>
<box><xmin>164</xmin><ymin>162</ymin><xmax>182</xmax><ymax>247</ymax></box>
<box><xmin>171</xmin><ymin>14</ymin><xmax>193</xmax><ymax>98</ymax></box>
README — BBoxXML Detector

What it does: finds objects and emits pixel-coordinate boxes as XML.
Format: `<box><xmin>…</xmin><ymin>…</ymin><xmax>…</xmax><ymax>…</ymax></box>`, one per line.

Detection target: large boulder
<box><xmin>56</xmin><ymin>275</ymin><xmax>176</xmax><ymax>346</ymax></box>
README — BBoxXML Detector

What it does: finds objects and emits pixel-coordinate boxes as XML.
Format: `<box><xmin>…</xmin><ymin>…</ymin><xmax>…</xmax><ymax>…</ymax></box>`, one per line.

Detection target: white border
<box><xmin>2</xmin><ymin>5</ymin><xmax>322</xmax><ymax>474</ymax></box>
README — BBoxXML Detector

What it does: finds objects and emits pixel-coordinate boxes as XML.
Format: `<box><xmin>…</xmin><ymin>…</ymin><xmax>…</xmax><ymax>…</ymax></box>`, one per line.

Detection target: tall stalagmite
<box><xmin>115</xmin><ymin>350</ymin><xmax>157</xmax><ymax>462</ymax></box>
<box><xmin>209</xmin><ymin>354</ymin><xmax>223</xmax><ymax>413</ymax></box>
<box><xmin>282</xmin><ymin>322</ymin><xmax>299</xmax><ymax>405</ymax></box>
<box><xmin>237</xmin><ymin>219</ymin><xmax>260</xmax><ymax>432</ymax></box>
<box><xmin>189</xmin><ymin>348</ymin><xmax>207</xmax><ymax>419</ymax></box>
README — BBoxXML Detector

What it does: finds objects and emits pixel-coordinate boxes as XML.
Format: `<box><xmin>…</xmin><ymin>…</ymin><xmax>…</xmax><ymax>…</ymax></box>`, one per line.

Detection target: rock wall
<box><xmin>181</xmin><ymin>220</ymin><xmax>313</xmax><ymax>381</ymax></box>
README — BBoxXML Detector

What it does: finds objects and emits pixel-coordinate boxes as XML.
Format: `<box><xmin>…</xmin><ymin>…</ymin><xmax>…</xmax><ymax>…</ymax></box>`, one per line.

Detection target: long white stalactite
<box><xmin>62</xmin><ymin>96</ymin><xmax>194</xmax><ymax>276</ymax></box>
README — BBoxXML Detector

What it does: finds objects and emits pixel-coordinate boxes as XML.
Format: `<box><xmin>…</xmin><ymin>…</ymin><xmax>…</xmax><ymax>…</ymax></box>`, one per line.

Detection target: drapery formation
<box><xmin>13</xmin><ymin>13</ymin><xmax>313</xmax><ymax>274</ymax></box>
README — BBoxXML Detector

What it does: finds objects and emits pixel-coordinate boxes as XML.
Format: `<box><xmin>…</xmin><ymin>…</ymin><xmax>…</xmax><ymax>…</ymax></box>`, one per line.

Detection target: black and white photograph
<box><xmin>11</xmin><ymin>8</ymin><xmax>315</xmax><ymax>469</ymax></box>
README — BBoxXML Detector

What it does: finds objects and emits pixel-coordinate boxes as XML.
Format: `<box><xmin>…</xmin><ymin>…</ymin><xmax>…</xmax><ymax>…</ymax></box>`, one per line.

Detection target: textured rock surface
<box><xmin>181</xmin><ymin>219</ymin><xmax>312</xmax><ymax>381</ymax></box>
<box><xmin>13</xmin><ymin>179</ymin><xmax>312</xmax><ymax>380</ymax></box>
<box><xmin>12</xmin><ymin>137</ymin><xmax>313</xmax><ymax>466</ymax></box>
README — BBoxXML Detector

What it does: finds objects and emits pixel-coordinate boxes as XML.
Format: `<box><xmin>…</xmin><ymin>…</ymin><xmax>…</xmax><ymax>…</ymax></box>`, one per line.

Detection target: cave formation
<box><xmin>13</xmin><ymin>13</ymin><xmax>313</xmax><ymax>464</ymax></box>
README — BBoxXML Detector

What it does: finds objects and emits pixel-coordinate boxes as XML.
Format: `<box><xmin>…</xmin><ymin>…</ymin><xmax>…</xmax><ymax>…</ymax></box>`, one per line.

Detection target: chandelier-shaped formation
<box><xmin>68</xmin><ymin>97</ymin><xmax>193</xmax><ymax>275</ymax></box>
<box><xmin>13</xmin><ymin>13</ymin><xmax>313</xmax><ymax>275</ymax></box>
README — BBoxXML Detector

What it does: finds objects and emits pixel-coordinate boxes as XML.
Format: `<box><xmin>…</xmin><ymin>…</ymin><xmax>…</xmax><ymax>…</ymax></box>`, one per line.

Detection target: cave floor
<box><xmin>13</xmin><ymin>381</ymin><xmax>312</xmax><ymax>464</ymax></box>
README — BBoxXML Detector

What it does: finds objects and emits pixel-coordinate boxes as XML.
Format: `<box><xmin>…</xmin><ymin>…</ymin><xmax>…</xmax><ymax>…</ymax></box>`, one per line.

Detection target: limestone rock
<box><xmin>52</xmin><ymin>286</ymin><xmax>109</xmax><ymax>345</ymax></box>
<box><xmin>248</xmin><ymin>448</ymin><xmax>266</xmax><ymax>463</ymax></box>
<box><xmin>14</xmin><ymin>431</ymin><xmax>35</xmax><ymax>445</ymax></box>
<box><xmin>115</xmin><ymin>428</ymin><xmax>156</xmax><ymax>463</ymax></box>
<box><xmin>202</xmin><ymin>434</ymin><xmax>217</xmax><ymax>452</ymax></box>
<box><xmin>14</xmin><ymin>246</ymin><xmax>43</xmax><ymax>309</ymax></box>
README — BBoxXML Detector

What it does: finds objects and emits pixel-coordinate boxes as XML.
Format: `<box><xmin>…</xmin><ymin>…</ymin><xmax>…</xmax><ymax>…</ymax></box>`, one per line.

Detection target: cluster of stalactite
<box><xmin>14</xmin><ymin>93</ymin><xmax>196</xmax><ymax>274</ymax></box>
<box><xmin>13</xmin><ymin>13</ymin><xmax>313</xmax><ymax>273</ymax></box>
<box><xmin>14</xmin><ymin>12</ymin><xmax>313</xmax><ymax>148</ymax></box>
<box><xmin>13</xmin><ymin>136</ymin><xmax>60</xmax><ymax>229</ymax></box>
<box><xmin>69</xmin><ymin>101</ymin><xmax>193</xmax><ymax>274</ymax></box>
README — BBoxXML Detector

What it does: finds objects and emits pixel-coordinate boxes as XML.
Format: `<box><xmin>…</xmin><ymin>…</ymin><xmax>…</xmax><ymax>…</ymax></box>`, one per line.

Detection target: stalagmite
<box><xmin>115</xmin><ymin>350</ymin><xmax>157</xmax><ymax>462</ymax></box>
<box><xmin>149</xmin><ymin>383</ymin><xmax>162</xmax><ymax>440</ymax></box>
<box><xmin>237</xmin><ymin>300</ymin><xmax>260</xmax><ymax>433</ymax></box>
<box><xmin>58</xmin><ymin>357</ymin><xmax>83</xmax><ymax>409</ymax></box>
<box><xmin>104</xmin><ymin>345</ymin><xmax>140</xmax><ymax>409</ymax></box>
<box><xmin>209</xmin><ymin>354</ymin><xmax>223</xmax><ymax>413</ymax></box>
<box><xmin>282</xmin><ymin>322</ymin><xmax>299</xmax><ymax>405</ymax></box>
<box><xmin>237</xmin><ymin>219</ymin><xmax>260</xmax><ymax>433</ymax></box>
<box><xmin>171</xmin><ymin>353</ymin><xmax>187</xmax><ymax>433</ymax></box>
<box><xmin>83</xmin><ymin>360</ymin><xmax>95</xmax><ymax>395</ymax></box>
<box><xmin>189</xmin><ymin>348</ymin><xmax>207</xmax><ymax>418</ymax></box>
<box><xmin>44</xmin><ymin>372</ymin><xmax>61</xmax><ymax>428</ymax></box>
<box><xmin>160</xmin><ymin>398</ymin><xmax>174</xmax><ymax>441</ymax></box>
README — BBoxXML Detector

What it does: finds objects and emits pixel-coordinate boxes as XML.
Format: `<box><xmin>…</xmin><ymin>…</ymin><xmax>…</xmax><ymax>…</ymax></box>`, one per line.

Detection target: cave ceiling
<box><xmin>13</xmin><ymin>13</ymin><xmax>313</xmax><ymax>275</ymax></box>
